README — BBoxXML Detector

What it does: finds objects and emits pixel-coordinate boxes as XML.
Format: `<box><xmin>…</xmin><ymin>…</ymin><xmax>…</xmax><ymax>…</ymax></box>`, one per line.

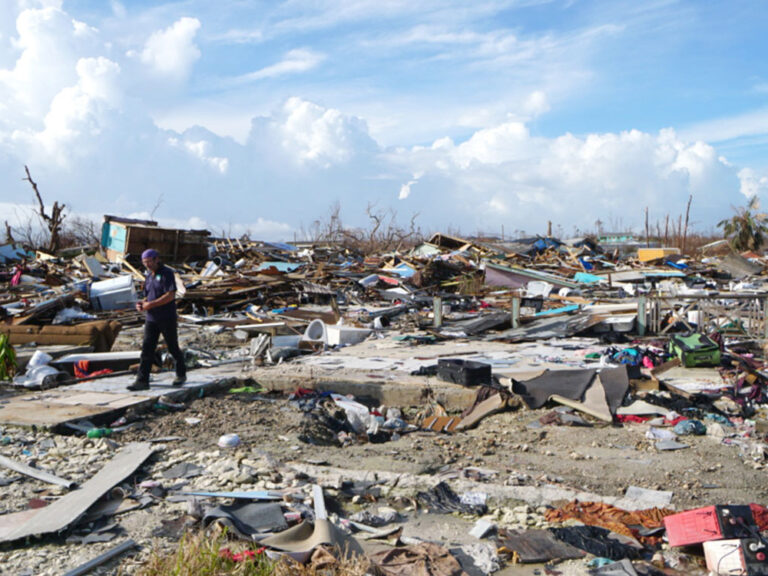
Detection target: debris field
<box><xmin>2</xmin><ymin>219</ymin><xmax>768</xmax><ymax>575</ymax></box>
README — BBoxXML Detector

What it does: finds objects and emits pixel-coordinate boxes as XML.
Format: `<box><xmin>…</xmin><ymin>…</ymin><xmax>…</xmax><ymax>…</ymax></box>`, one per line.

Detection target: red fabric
<box><xmin>74</xmin><ymin>360</ymin><xmax>113</xmax><ymax>380</ymax></box>
<box><xmin>219</xmin><ymin>547</ymin><xmax>266</xmax><ymax>562</ymax></box>
<box><xmin>750</xmin><ymin>503</ymin><xmax>768</xmax><ymax>531</ymax></box>
<box><xmin>615</xmin><ymin>414</ymin><xmax>650</xmax><ymax>424</ymax></box>
<box><xmin>665</xmin><ymin>416</ymin><xmax>687</xmax><ymax>426</ymax></box>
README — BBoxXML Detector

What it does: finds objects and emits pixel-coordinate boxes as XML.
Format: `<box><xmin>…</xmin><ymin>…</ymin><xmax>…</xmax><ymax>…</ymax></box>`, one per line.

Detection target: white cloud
<box><xmin>398</xmin><ymin>179</ymin><xmax>417</xmax><ymax>199</ymax></box>
<box><xmin>155</xmin><ymin>215</ymin><xmax>293</xmax><ymax>239</ymax></box>
<box><xmin>738</xmin><ymin>168</ymin><xmax>768</xmax><ymax>199</ymax></box>
<box><xmin>110</xmin><ymin>1</ymin><xmax>127</xmax><ymax>19</ymax></box>
<box><xmin>134</xmin><ymin>17</ymin><xmax>201</xmax><ymax>81</ymax></box>
<box><xmin>523</xmin><ymin>90</ymin><xmax>549</xmax><ymax>117</ymax></box>
<box><xmin>389</xmin><ymin>124</ymin><xmax>743</xmax><ymax>234</ymax></box>
<box><xmin>0</xmin><ymin>5</ymin><xmax>87</xmax><ymax>120</ymax></box>
<box><xmin>11</xmin><ymin>56</ymin><xmax>121</xmax><ymax>166</ymax></box>
<box><xmin>211</xmin><ymin>28</ymin><xmax>264</xmax><ymax>45</ymax></box>
<box><xmin>273</xmin><ymin>97</ymin><xmax>377</xmax><ymax>167</ymax></box>
<box><xmin>18</xmin><ymin>1</ymin><xmax>63</xmax><ymax>10</ymax></box>
<box><xmin>236</xmin><ymin>48</ymin><xmax>324</xmax><ymax>82</ymax></box>
<box><xmin>682</xmin><ymin>107</ymin><xmax>768</xmax><ymax>144</ymax></box>
<box><xmin>452</xmin><ymin>121</ymin><xmax>531</xmax><ymax>168</ymax></box>
<box><xmin>168</xmin><ymin>136</ymin><xmax>229</xmax><ymax>173</ymax></box>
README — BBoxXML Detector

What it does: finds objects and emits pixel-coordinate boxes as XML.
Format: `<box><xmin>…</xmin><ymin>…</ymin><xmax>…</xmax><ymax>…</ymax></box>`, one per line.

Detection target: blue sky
<box><xmin>1</xmin><ymin>0</ymin><xmax>767</xmax><ymax>240</ymax></box>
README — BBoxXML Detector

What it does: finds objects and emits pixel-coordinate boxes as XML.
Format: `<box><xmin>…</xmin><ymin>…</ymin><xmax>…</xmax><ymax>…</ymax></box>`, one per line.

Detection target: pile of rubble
<box><xmin>2</xmin><ymin>216</ymin><xmax>768</xmax><ymax>575</ymax></box>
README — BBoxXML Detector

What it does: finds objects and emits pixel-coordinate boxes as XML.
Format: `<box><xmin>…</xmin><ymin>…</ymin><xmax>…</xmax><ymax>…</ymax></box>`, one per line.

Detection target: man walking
<box><xmin>128</xmin><ymin>248</ymin><xmax>186</xmax><ymax>391</ymax></box>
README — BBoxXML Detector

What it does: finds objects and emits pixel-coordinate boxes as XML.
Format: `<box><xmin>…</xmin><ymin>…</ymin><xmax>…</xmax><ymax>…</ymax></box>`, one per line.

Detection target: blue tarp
<box><xmin>534</xmin><ymin>304</ymin><xmax>580</xmax><ymax>317</ymax></box>
<box><xmin>642</xmin><ymin>270</ymin><xmax>686</xmax><ymax>278</ymax></box>
<box><xmin>256</xmin><ymin>262</ymin><xmax>303</xmax><ymax>272</ymax></box>
<box><xmin>574</xmin><ymin>272</ymin><xmax>604</xmax><ymax>284</ymax></box>
<box><xmin>388</xmin><ymin>262</ymin><xmax>416</xmax><ymax>278</ymax></box>
<box><xmin>0</xmin><ymin>243</ymin><xmax>30</xmax><ymax>264</ymax></box>
<box><xmin>264</xmin><ymin>241</ymin><xmax>298</xmax><ymax>252</ymax></box>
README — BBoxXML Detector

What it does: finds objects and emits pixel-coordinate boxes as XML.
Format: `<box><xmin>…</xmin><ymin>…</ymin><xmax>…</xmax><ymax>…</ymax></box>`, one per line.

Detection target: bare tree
<box><xmin>312</xmin><ymin>201</ymin><xmax>345</xmax><ymax>243</ymax></box>
<box><xmin>60</xmin><ymin>215</ymin><xmax>100</xmax><ymax>246</ymax></box>
<box><xmin>4</xmin><ymin>221</ymin><xmax>13</xmax><ymax>243</ymax></box>
<box><xmin>307</xmin><ymin>201</ymin><xmax>423</xmax><ymax>253</ymax></box>
<box><xmin>682</xmin><ymin>194</ymin><xmax>693</xmax><ymax>253</ymax></box>
<box><xmin>150</xmin><ymin>194</ymin><xmax>164</xmax><ymax>219</ymax></box>
<box><xmin>23</xmin><ymin>165</ymin><xmax>66</xmax><ymax>252</ymax></box>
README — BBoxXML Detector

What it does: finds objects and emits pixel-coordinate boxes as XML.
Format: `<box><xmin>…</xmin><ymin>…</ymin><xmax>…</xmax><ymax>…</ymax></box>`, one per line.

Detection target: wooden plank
<box><xmin>0</xmin><ymin>443</ymin><xmax>155</xmax><ymax>543</ymax></box>
<box><xmin>118</xmin><ymin>256</ymin><xmax>144</xmax><ymax>281</ymax></box>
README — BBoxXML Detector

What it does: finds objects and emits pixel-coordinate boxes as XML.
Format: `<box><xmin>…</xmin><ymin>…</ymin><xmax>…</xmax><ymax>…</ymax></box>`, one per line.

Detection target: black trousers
<box><xmin>137</xmin><ymin>318</ymin><xmax>186</xmax><ymax>382</ymax></box>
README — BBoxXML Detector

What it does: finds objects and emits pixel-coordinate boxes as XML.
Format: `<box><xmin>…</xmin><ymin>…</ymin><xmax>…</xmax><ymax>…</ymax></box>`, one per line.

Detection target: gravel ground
<box><xmin>1</xmin><ymin>385</ymin><xmax>766</xmax><ymax>575</ymax></box>
<box><xmin>1</xmin><ymin>327</ymin><xmax>766</xmax><ymax>575</ymax></box>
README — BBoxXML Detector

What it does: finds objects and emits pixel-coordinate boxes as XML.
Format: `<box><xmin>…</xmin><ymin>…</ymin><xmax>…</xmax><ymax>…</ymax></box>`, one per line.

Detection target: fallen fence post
<box><xmin>637</xmin><ymin>296</ymin><xmax>646</xmax><ymax>337</ymax></box>
<box><xmin>433</xmin><ymin>296</ymin><xmax>443</xmax><ymax>328</ymax></box>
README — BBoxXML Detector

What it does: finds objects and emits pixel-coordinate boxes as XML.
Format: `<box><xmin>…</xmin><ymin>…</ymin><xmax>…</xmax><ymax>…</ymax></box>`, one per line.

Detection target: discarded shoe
<box><xmin>128</xmin><ymin>379</ymin><xmax>150</xmax><ymax>391</ymax></box>
<box><xmin>172</xmin><ymin>375</ymin><xmax>186</xmax><ymax>386</ymax></box>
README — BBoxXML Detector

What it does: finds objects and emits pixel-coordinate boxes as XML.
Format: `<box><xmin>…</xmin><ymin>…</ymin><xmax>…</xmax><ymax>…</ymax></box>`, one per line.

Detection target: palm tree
<box><xmin>718</xmin><ymin>196</ymin><xmax>768</xmax><ymax>251</ymax></box>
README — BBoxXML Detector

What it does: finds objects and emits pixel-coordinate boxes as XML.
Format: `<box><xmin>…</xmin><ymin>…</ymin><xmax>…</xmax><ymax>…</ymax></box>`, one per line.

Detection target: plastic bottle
<box><xmin>86</xmin><ymin>427</ymin><xmax>113</xmax><ymax>438</ymax></box>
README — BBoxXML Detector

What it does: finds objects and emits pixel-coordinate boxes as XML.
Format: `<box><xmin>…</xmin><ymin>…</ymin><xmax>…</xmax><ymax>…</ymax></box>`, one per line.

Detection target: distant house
<box><xmin>598</xmin><ymin>232</ymin><xmax>636</xmax><ymax>243</ymax></box>
<box><xmin>100</xmin><ymin>215</ymin><xmax>211</xmax><ymax>263</ymax></box>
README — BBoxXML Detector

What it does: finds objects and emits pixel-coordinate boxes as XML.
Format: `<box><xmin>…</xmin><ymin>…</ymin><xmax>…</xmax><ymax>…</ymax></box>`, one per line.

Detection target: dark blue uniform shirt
<box><xmin>144</xmin><ymin>264</ymin><xmax>177</xmax><ymax>323</ymax></box>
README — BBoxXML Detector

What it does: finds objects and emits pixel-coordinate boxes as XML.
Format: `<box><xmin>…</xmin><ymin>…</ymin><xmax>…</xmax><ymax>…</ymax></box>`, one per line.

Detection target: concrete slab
<box><xmin>251</xmin><ymin>335</ymin><xmax>604</xmax><ymax>410</ymax></box>
<box><xmin>0</xmin><ymin>364</ymin><xmax>247</xmax><ymax>429</ymax></box>
<box><xmin>0</xmin><ymin>389</ymin><xmax>151</xmax><ymax>427</ymax></box>
<box><xmin>67</xmin><ymin>363</ymin><xmax>244</xmax><ymax>396</ymax></box>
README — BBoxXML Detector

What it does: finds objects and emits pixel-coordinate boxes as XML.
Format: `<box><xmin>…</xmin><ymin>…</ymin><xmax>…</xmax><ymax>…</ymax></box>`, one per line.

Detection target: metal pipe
<box><xmin>62</xmin><ymin>539</ymin><xmax>138</xmax><ymax>576</ymax></box>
